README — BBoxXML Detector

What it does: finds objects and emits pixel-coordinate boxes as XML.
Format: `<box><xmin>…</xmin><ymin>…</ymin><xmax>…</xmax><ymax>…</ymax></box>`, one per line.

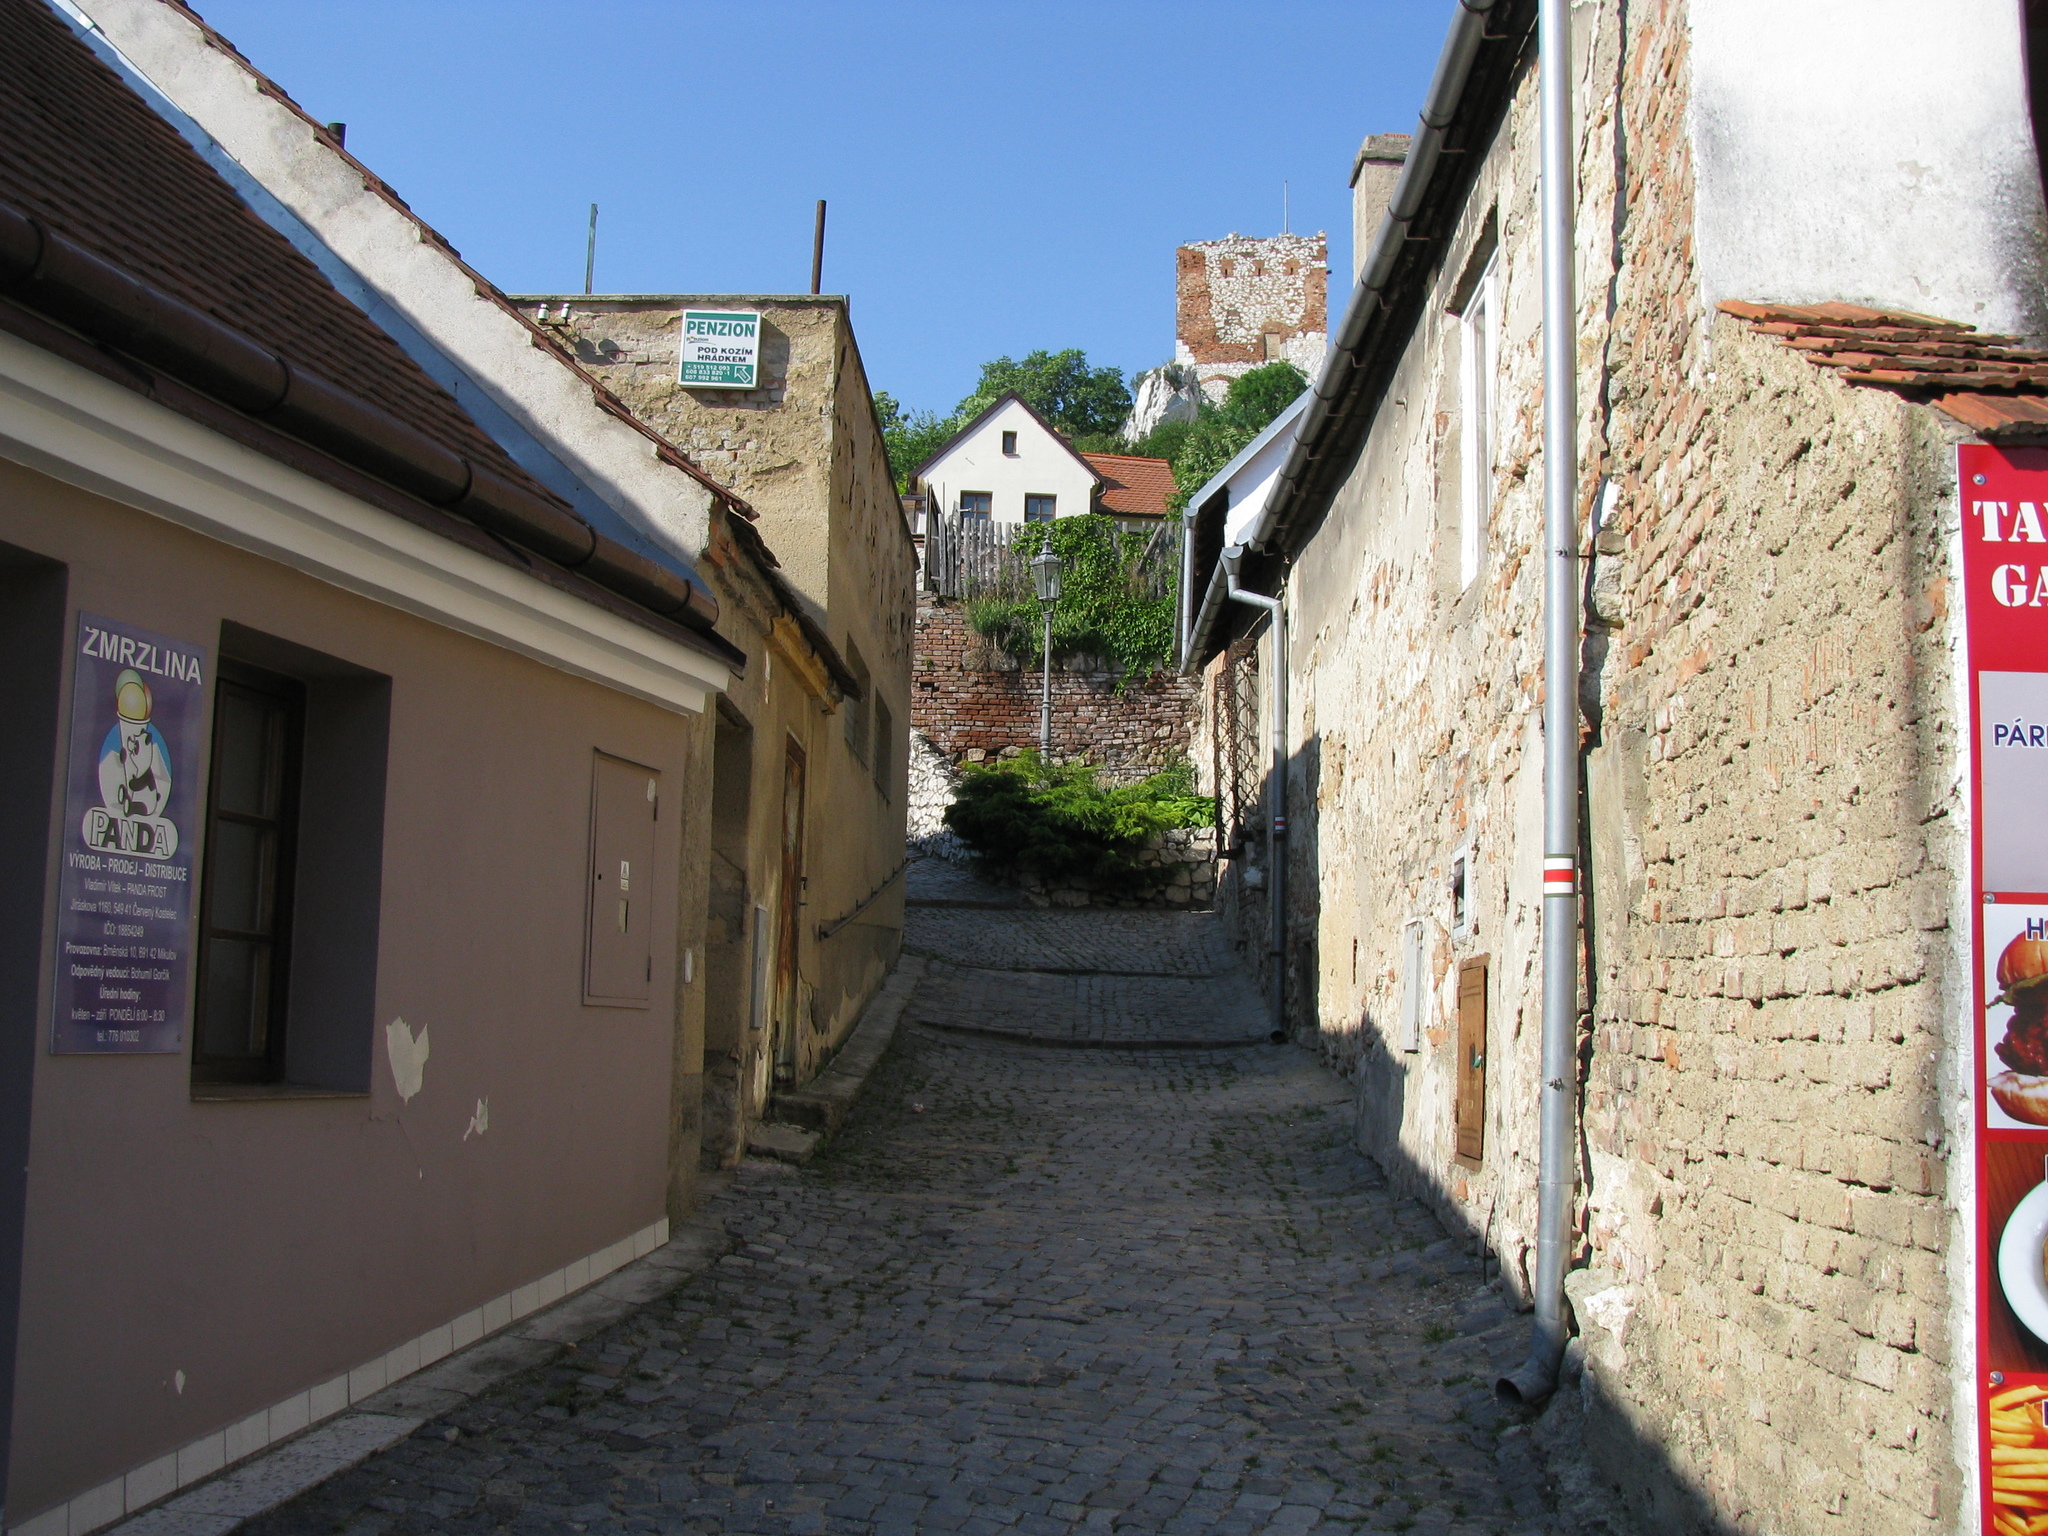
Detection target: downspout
<box><xmin>1499</xmin><ymin>0</ymin><xmax>1581</xmax><ymax>1407</ymax></box>
<box><xmin>1222</xmin><ymin>545</ymin><xmax>1289</xmax><ymax>1044</ymax></box>
<box><xmin>1178</xmin><ymin>500</ymin><xmax>1197</xmax><ymax>669</ymax></box>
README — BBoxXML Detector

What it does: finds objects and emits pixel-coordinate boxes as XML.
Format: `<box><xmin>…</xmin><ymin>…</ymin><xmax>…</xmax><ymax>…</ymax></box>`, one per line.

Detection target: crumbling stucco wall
<box><xmin>1270</xmin><ymin>5</ymin><xmax>1968</xmax><ymax>1532</ymax></box>
<box><xmin>515</xmin><ymin>293</ymin><xmax>915</xmax><ymax>1148</ymax></box>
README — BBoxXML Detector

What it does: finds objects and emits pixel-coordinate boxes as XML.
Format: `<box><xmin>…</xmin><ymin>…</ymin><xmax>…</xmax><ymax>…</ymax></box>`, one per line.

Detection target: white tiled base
<box><xmin>10</xmin><ymin>1217</ymin><xmax>669</xmax><ymax>1536</ymax></box>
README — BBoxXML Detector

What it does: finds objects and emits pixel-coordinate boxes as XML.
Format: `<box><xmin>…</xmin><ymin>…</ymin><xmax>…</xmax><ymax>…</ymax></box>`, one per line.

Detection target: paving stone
<box><xmin>233</xmin><ymin>905</ymin><xmax>1628</xmax><ymax>1536</ymax></box>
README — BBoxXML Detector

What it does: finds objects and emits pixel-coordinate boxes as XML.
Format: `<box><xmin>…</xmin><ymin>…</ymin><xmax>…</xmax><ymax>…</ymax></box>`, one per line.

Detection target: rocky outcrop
<box><xmin>1121</xmin><ymin>365</ymin><xmax>1203</xmax><ymax>443</ymax></box>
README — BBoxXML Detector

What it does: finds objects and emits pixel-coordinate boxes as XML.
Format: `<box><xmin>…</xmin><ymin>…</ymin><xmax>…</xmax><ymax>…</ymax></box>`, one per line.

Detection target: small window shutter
<box><xmin>1398</xmin><ymin>919</ymin><xmax>1426</xmax><ymax>1053</ymax></box>
<box><xmin>1455</xmin><ymin>956</ymin><xmax>1488</xmax><ymax>1166</ymax></box>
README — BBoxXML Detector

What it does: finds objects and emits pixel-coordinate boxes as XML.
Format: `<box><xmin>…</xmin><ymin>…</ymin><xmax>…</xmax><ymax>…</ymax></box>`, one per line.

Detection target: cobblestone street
<box><xmin>241</xmin><ymin>878</ymin><xmax>1622</xmax><ymax>1536</ymax></box>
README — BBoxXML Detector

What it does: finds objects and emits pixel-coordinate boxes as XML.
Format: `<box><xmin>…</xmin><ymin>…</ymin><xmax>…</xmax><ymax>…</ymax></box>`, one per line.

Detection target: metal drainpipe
<box><xmin>1500</xmin><ymin>0</ymin><xmax>1581</xmax><ymax>1407</ymax></box>
<box><xmin>1223</xmin><ymin>546</ymin><xmax>1289</xmax><ymax>1044</ymax></box>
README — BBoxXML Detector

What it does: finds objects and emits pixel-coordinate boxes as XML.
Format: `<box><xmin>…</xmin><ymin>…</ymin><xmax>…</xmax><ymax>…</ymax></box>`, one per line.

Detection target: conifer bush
<box><xmin>942</xmin><ymin>753</ymin><xmax>1215</xmax><ymax>896</ymax></box>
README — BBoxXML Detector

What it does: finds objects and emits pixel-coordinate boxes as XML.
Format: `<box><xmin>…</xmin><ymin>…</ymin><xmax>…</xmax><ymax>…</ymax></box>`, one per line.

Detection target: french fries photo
<box><xmin>1991</xmin><ymin>1383</ymin><xmax>2048</xmax><ymax>1533</ymax></box>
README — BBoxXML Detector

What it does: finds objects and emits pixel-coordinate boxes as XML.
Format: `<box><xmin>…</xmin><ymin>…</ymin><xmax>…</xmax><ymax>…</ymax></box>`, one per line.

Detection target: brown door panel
<box><xmin>585</xmin><ymin>750</ymin><xmax>659</xmax><ymax>1005</ymax></box>
<box><xmin>1455</xmin><ymin>955</ymin><xmax>1487</xmax><ymax>1167</ymax></box>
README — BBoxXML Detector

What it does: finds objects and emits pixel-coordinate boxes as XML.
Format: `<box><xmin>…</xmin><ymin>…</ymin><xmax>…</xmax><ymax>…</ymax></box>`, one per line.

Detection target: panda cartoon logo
<box><xmin>85</xmin><ymin>668</ymin><xmax>177</xmax><ymax>857</ymax></box>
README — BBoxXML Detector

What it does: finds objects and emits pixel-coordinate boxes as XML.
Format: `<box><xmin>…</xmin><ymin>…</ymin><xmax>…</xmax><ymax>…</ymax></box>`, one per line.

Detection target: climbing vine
<box><xmin>965</xmin><ymin>512</ymin><xmax>1176</xmax><ymax>682</ymax></box>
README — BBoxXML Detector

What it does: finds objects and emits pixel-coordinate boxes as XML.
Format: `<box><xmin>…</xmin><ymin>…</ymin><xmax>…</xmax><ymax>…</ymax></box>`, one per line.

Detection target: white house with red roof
<box><xmin>907</xmin><ymin>392</ymin><xmax>1099</xmax><ymax>529</ymax></box>
<box><xmin>908</xmin><ymin>392</ymin><xmax>1176</xmax><ymax>535</ymax></box>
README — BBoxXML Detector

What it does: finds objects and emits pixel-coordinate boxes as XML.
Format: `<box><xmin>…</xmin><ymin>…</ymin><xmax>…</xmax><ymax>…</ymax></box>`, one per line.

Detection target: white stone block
<box><xmin>126</xmin><ymin>1452</ymin><xmax>179</xmax><ymax>1511</ymax></box>
<box><xmin>268</xmin><ymin>1389</ymin><xmax>311</xmax><ymax>1441</ymax></box>
<box><xmin>176</xmin><ymin>1429</ymin><xmax>226</xmax><ymax>1485</ymax></box>
<box><xmin>450</xmin><ymin>1308</ymin><xmax>485</xmax><ymax>1350</ymax></box>
<box><xmin>382</xmin><ymin>1335</ymin><xmax>420</xmax><ymax>1386</ymax></box>
<box><xmin>9</xmin><ymin>1505</ymin><xmax>69</xmax><ymax>1536</ymax></box>
<box><xmin>222</xmin><ymin>1408</ymin><xmax>270</xmax><ymax>1464</ymax></box>
<box><xmin>73</xmin><ymin>1476</ymin><xmax>131</xmax><ymax>1534</ymax></box>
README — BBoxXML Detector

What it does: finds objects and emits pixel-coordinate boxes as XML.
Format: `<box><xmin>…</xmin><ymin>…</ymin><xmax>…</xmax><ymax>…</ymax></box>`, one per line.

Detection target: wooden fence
<box><xmin>922</xmin><ymin>512</ymin><xmax>1181</xmax><ymax>603</ymax></box>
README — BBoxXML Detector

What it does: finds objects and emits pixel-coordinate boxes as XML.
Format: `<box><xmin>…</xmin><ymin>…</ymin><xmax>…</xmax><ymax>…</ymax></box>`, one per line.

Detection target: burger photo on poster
<box><xmin>1990</xmin><ymin>908</ymin><xmax>2048</xmax><ymax>1128</ymax></box>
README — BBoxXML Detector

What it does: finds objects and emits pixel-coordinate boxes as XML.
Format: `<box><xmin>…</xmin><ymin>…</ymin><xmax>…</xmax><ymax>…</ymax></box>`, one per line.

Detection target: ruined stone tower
<box><xmin>1173</xmin><ymin>232</ymin><xmax>1328</xmax><ymax>401</ymax></box>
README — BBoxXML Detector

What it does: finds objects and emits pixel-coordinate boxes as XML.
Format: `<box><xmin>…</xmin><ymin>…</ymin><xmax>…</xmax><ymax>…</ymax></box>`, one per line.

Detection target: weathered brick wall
<box><xmin>913</xmin><ymin>596</ymin><xmax>1198</xmax><ymax>776</ymax></box>
<box><xmin>1569</xmin><ymin>5</ymin><xmax>1965</xmax><ymax>1529</ymax></box>
<box><xmin>1260</xmin><ymin>2</ymin><xmax>1968</xmax><ymax>1532</ymax></box>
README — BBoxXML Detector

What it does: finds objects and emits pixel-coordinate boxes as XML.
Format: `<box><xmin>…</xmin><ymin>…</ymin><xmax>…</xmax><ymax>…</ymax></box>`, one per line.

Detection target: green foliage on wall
<box><xmin>963</xmin><ymin>513</ymin><xmax>1176</xmax><ymax>680</ymax></box>
<box><xmin>942</xmin><ymin>752</ymin><xmax>1215</xmax><ymax>896</ymax></box>
<box><xmin>1166</xmin><ymin>360</ymin><xmax>1309</xmax><ymax>514</ymax></box>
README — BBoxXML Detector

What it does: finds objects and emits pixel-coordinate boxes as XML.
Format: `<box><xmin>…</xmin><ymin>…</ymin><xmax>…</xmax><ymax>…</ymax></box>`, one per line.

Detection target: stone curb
<box><xmin>100</xmin><ymin>1191</ymin><xmax>736</xmax><ymax>1536</ymax></box>
<box><xmin>912</xmin><ymin>1017</ymin><xmax>1273</xmax><ymax>1052</ymax></box>
<box><xmin>753</xmin><ymin>954</ymin><xmax>927</xmax><ymax>1151</ymax></box>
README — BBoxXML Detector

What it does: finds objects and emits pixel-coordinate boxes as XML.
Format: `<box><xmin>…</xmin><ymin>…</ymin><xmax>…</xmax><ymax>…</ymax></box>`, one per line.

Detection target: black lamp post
<box><xmin>1030</xmin><ymin>545</ymin><xmax>1064</xmax><ymax>757</ymax></box>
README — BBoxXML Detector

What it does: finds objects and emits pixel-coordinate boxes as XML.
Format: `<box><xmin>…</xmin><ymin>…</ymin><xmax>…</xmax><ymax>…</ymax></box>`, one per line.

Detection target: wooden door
<box><xmin>774</xmin><ymin>739</ymin><xmax>806</xmax><ymax>1084</ymax></box>
<box><xmin>1455</xmin><ymin>956</ymin><xmax>1488</xmax><ymax>1166</ymax></box>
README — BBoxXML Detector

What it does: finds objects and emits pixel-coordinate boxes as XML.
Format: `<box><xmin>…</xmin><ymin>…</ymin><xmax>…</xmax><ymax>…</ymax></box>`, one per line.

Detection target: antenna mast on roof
<box><xmin>1283</xmin><ymin>180</ymin><xmax>1289</xmax><ymax>235</ymax></box>
<box><xmin>584</xmin><ymin>203</ymin><xmax>598</xmax><ymax>295</ymax></box>
<box><xmin>811</xmin><ymin>199</ymin><xmax>827</xmax><ymax>295</ymax></box>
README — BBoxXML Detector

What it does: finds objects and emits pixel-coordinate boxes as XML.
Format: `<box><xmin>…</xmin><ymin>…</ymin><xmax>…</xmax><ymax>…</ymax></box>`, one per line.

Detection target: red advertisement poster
<box><xmin>1964</xmin><ymin>444</ymin><xmax>2048</xmax><ymax>1534</ymax></box>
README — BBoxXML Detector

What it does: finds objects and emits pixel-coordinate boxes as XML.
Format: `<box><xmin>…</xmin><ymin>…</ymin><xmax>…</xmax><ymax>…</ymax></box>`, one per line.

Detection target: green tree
<box><xmin>875</xmin><ymin>391</ymin><xmax>959</xmax><ymax>492</ymax></box>
<box><xmin>957</xmin><ymin>349</ymin><xmax>1131</xmax><ymax>440</ymax></box>
<box><xmin>1167</xmin><ymin>361</ymin><xmax>1308</xmax><ymax>513</ymax></box>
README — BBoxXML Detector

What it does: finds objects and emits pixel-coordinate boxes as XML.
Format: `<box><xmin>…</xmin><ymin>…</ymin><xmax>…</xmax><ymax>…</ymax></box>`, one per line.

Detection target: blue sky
<box><xmin>192</xmin><ymin>1</ymin><xmax>1446</xmax><ymax>417</ymax></box>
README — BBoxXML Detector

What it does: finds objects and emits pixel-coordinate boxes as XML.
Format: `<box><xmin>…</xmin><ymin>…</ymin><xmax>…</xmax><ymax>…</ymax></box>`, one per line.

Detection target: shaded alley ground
<box><xmin>240</xmin><ymin>863</ymin><xmax>1627</xmax><ymax>1536</ymax></box>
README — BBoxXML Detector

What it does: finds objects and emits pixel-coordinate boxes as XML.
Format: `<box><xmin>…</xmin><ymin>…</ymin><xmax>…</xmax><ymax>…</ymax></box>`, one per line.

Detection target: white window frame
<box><xmin>1450</xmin><ymin>844</ymin><xmax>1476</xmax><ymax>942</ymax></box>
<box><xmin>1457</xmin><ymin>252</ymin><xmax>1500</xmax><ymax>590</ymax></box>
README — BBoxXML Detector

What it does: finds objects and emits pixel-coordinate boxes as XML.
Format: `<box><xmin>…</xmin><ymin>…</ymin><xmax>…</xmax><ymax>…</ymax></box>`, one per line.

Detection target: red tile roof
<box><xmin>152</xmin><ymin>0</ymin><xmax>755</xmax><ymax>520</ymax></box>
<box><xmin>0</xmin><ymin>0</ymin><xmax>551</xmax><ymax>498</ymax></box>
<box><xmin>1719</xmin><ymin>301</ymin><xmax>2048</xmax><ymax>440</ymax></box>
<box><xmin>1082</xmin><ymin>453</ymin><xmax>1177</xmax><ymax>519</ymax></box>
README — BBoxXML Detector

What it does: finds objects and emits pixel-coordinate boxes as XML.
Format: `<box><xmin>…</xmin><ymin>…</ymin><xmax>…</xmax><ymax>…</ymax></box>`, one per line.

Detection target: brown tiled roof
<box><xmin>1082</xmin><ymin>453</ymin><xmax>1176</xmax><ymax>518</ymax></box>
<box><xmin>0</xmin><ymin>0</ymin><xmax>559</xmax><ymax>503</ymax></box>
<box><xmin>151</xmin><ymin>0</ymin><xmax>756</xmax><ymax>520</ymax></box>
<box><xmin>1719</xmin><ymin>300</ymin><xmax>2048</xmax><ymax>441</ymax></box>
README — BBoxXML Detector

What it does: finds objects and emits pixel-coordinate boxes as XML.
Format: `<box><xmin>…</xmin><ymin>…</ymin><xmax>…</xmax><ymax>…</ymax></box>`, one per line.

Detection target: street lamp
<box><xmin>1030</xmin><ymin>544</ymin><xmax>1064</xmax><ymax>757</ymax></box>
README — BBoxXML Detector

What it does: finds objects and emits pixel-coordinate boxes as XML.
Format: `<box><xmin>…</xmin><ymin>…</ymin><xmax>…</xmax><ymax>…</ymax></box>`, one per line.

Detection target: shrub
<box><xmin>943</xmin><ymin>752</ymin><xmax>1216</xmax><ymax>897</ymax></box>
<box><xmin>1166</xmin><ymin>360</ymin><xmax>1308</xmax><ymax>514</ymax></box>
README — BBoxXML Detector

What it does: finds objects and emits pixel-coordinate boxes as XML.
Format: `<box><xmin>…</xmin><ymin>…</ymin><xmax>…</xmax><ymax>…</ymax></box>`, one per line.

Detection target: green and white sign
<box><xmin>679</xmin><ymin>309</ymin><xmax>760</xmax><ymax>388</ymax></box>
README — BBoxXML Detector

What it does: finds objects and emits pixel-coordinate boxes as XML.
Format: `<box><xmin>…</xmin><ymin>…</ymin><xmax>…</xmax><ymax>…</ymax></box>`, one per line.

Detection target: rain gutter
<box><xmin>1181</xmin><ymin>0</ymin><xmax>1517</xmax><ymax>672</ymax></box>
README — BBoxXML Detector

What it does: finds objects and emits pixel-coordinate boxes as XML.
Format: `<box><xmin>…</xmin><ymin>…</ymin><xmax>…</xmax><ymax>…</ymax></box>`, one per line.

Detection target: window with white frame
<box><xmin>1457</xmin><ymin>251</ymin><xmax>1500</xmax><ymax>590</ymax></box>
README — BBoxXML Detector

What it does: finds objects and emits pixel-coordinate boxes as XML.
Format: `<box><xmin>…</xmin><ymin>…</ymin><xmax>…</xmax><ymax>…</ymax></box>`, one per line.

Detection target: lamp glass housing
<box><xmin>1030</xmin><ymin>547</ymin><xmax>1064</xmax><ymax>606</ymax></box>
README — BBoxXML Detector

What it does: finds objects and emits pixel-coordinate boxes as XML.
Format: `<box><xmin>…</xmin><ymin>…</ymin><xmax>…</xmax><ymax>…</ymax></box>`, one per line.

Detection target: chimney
<box><xmin>1349</xmin><ymin>133</ymin><xmax>1411</xmax><ymax>284</ymax></box>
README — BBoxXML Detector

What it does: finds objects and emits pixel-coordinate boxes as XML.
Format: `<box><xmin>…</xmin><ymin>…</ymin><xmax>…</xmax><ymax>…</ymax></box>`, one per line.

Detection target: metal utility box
<box><xmin>1455</xmin><ymin>955</ymin><xmax>1488</xmax><ymax>1167</ymax></box>
<box><xmin>584</xmin><ymin>751</ymin><xmax>659</xmax><ymax>1005</ymax></box>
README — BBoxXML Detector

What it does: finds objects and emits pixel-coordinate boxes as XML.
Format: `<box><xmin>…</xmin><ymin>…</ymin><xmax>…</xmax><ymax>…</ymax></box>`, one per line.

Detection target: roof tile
<box><xmin>1719</xmin><ymin>299</ymin><xmax>2048</xmax><ymax>442</ymax></box>
<box><xmin>0</xmin><ymin>0</ymin><xmax>562</xmax><ymax>507</ymax></box>
<box><xmin>1081</xmin><ymin>453</ymin><xmax>1176</xmax><ymax>519</ymax></box>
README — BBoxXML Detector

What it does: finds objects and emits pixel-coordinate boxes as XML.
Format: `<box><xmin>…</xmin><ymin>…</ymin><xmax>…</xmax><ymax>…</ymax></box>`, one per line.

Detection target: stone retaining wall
<box><xmin>1015</xmin><ymin>827</ymin><xmax>1218</xmax><ymax>911</ymax></box>
<box><xmin>912</xmin><ymin>595</ymin><xmax>1198</xmax><ymax>776</ymax></box>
